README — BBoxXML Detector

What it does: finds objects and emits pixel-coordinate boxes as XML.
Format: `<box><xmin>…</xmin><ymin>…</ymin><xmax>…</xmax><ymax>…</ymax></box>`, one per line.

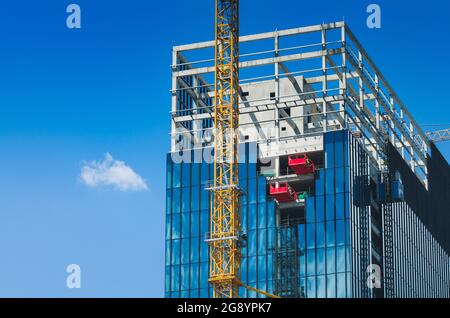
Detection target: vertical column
<box><xmin>171</xmin><ymin>49</ymin><xmax>179</xmax><ymax>152</ymax></box>
<box><xmin>322</xmin><ymin>26</ymin><xmax>327</xmax><ymax>132</ymax></box>
<box><xmin>341</xmin><ymin>25</ymin><xmax>348</xmax><ymax>126</ymax></box>
<box><xmin>274</xmin><ymin>32</ymin><xmax>280</xmax><ymax>177</ymax></box>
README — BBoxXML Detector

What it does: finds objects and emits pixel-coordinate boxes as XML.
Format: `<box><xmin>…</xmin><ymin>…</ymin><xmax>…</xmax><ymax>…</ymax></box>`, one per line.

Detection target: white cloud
<box><xmin>80</xmin><ymin>153</ymin><xmax>148</xmax><ymax>192</ymax></box>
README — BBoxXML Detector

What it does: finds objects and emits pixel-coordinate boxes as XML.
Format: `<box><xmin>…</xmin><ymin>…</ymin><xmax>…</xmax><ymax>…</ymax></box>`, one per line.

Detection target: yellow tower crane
<box><xmin>208</xmin><ymin>0</ymin><xmax>280</xmax><ymax>299</ymax></box>
<box><xmin>209</xmin><ymin>0</ymin><xmax>241</xmax><ymax>299</ymax></box>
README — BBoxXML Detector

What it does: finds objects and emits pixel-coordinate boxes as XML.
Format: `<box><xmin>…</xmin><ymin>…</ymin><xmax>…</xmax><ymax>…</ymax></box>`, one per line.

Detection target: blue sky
<box><xmin>0</xmin><ymin>0</ymin><xmax>448</xmax><ymax>297</ymax></box>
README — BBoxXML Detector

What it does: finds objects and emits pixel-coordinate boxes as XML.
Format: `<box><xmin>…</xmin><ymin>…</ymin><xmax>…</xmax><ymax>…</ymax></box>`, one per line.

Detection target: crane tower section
<box><xmin>208</xmin><ymin>0</ymin><xmax>241</xmax><ymax>298</ymax></box>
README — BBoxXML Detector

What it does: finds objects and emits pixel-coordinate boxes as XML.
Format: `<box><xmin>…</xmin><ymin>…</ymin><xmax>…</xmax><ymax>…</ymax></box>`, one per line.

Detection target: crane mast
<box><xmin>209</xmin><ymin>0</ymin><xmax>241</xmax><ymax>298</ymax></box>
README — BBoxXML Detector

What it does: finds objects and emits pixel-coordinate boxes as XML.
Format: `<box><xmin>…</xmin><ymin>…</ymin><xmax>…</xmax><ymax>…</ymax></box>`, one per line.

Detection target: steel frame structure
<box><xmin>170</xmin><ymin>22</ymin><xmax>431</xmax><ymax>190</ymax></box>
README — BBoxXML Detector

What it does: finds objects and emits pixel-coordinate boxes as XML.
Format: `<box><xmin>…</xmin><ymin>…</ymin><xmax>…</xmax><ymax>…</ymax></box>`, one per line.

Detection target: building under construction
<box><xmin>165</xmin><ymin>22</ymin><xmax>450</xmax><ymax>298</ymax></box>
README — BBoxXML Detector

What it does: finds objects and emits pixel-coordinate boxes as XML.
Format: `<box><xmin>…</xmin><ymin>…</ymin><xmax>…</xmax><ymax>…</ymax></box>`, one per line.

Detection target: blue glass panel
<box><xmin>190</xmin><ymin>238</ymin><xmax>199</xmax><ymax>262</ymax></box>
<box><xmin>307</xmin><ymin>249</ymin><xmax>315</xmax><ymax>276</ymax></box>
<box><xmin>199</xmin><ymin>262</ymin><xmax>208</xmax><ymax>289</ymax></box>
<box><xmin>267</xmin><ymin>280</ymin><xmax>274</xmax><ymax>294</ymax></box>
<box><xmin>326</xmin><ymin>169</ymin><xmax>334</xmax><ymax>195</ymax></box>
<box><xmin>170</xmin><ymin>291</ymin><xmax>180</xmax><ymax>298</ymax></box>
<box><xmin>326</xmin><ymin>221</ymin><xmax>335</xmax><ymax>247</ymax></box>
<box><xmin>200</xmin><ymin>162</ymin><xmax>209</xmax><ymax>185</ymax></box>
<box><xmin>317</xmin><ymin>275</ymin><xmax>326</xmax><ymax>298</ymax></box>
<box><xmin>346</xmin><ymin>272</ymin><xmax>352</xmax><ymax>298</ymax></box>
<box><xmin>306</xmin><ymin>223</ymin><xmax>315</xmax><ymax>250</ymax></box>
<box><xmin>258</xmin><ymin>229</ymin><xmax>267</xmax><ymax>255</ymax></box>
<box><xmin>172</xmin><ymin>214</ymin><xmax>181</xmax><ymax>240</ymax></box>
<box><xmin>248</xmin><ymin>204</ymin><xmax>257</xmax><ymax>230</ymax></box>
<box><xmin>337</xmin><ymin>273</ymin><xmax>346</xmax><ymax>298</ymax></box>
<box><xmin>181</xmin><ymin>239</ymin><xmax>189</xmax><ymax>264</ymax></box>
<box><xmin>171</xmin><ymin>265</ymin><xmax>180</xmax><ymax>291</ymax></box>
<box><xmin>316</xmin><ymin>222</ymin><xmax>325</xmax><ymax>249</ymax></box>
<box><xmin>248</xmin><ymin>179</ymin><xmax>257</xmax><ymax>204</ymax></box>
<box><xmin>326</xmin><ymin>195</ymin><xmax>334</xmax><ymax>221</ymax></box>
<box><xmin>191</xmin><ymin>161</ymin><xmax>200</xmax><ymax>187</ymax></box>
<box><xmin>166</xmin><ymin>189</ymin><xmax>172</xmax><ymax>215</ymax></box>
<box><xmin>248</xmin><ymin>230</ymin><xmax>256</xmax><ymax>256</ymax></box>
<box><xmin>239</xmin><ymin>163</ymin><xmax>247</xmax><ymax>182</ymax></box>
<box><xmin>181</xmin><ymin>213</ymin><xmax>190</xmax><ymax>238</ymax></box>
<box><xmin>190</xmin><ymin>212</ymin><xmax>199</xmax><ymax>237</ymax></box>
<box><xmin>316</xmin><ymin>170</ymin><xmax>325</xmax><ymax>196</ymax></box>
<box><xmin>165</xmin><ymin>240</ymin><xmax>171</xmax><ymax>265</ymax></box>
<box><xmin>257</xmin><ymin>282</ymin><xmax>267</xmax><ymax>298</ymax></box>
<box><xmin>241</xmin><ymin>205</ymin><xmax>247</xmax><ymax>232</ymax></box>
<box><xmin>190</xmin><ymin>289</ymin><xmax>199</xmax><ymax>298</ymax></box>
<box><xmin>173</xmin><ymin>163</ymin><xmax>181</xmax><ymax>188</ymax></box>
<box><xmin>317</xmin><ymin>248</ymin><xmax>325</xmax><ymax>275</ymax></box>
<box><xmin>199</xmin><ymin>288</ymin><xmax>208</xmax><ymax>298</ymax></box>
<box><xmin>327</xmin><ymin>274</ymin><xmax>336</xmax><ymax>298</ymax></box>
<box><xmin>346</xmin><ymin>246</ymin><xmax>351</xmax><ymax>272</ymax></box>
<box><xmin>315</xmin><ymin>196</ymin><xmax>324</xmax><ymax>222</ymax></box>
<box><xmin>334</xmin><ymin>130</ymin><xmax>344</xmax><ymax>168</ymax></box>
<box><xmin>306</xmin><ymin>197</ymin><xmax>315</xmax><ymax>223</ymax></box>
<box><xmin>165</xmin><ymin>266</ymin><xmax>171</xmax><ymax>292</ymax></box>
<box><xmin>166</xmin><ymin>216</ymin><xmax>171</xmax><ymax>241</ymax></box>
<box><xmin>267</xmin><ymin>202</ymin><xmax>275</xmax><ymax>228</ymax></box>
<box><xmin>257</xmin><ymin>255</ymin><xmax>266</xmax><ymax>282</ymax></box>
<box><xmin>200</xmin><ymin>189</ymin><xmax>209</xmax><ymax>211</ymax></box>
<box><xmin>299</xmin><ymin>254</ymin><xmax>306</xmax><ymax>278</ymax></box>
<box><xmin>336</xmin><ymin>246</ymin><xmax>345</xmax><ymax>273</ymax></box>
<box><xmin>267</xmin><ymin>228</ymin><xmax>275</xmax><ymax>250</ymax></box>
<box><xmin>248</xmin><ymin>257</ymin><xmax>257</xmax><ymax>283</ymax></box>
<box><xmin>200</xmin><ymin>210</ymin><xmax>209</xmax><ymax>237</ymax></box>
<box><xmin>241</xmin><ymin>257</ymin><xmax>247</xmax><ymax>284</ymax></box>
<box><xmin>172</xmin><ymin>188</ymin><xmax>181</xmax><ymax>214</ymax></box>
<box><xmin>181</xmin><ymin>264</ymin><xmax>189</xmax><ymax>290</ymax></box>
<box><xmin>335</xmin><ymin>193</ymin><xmax>344</xmax><ymax>220</ymax></box>
<box><xmin>325</xmin><ymin>132</ymin><xmax>335</xmax><ymax>169</ymax></box>
<box><xmin>257</xmin><ymin>177</ymin><xmax>267</xmax><ymax>203</ymax></box>
<box><xmin>200</xmin><ymin>241</ymin><xmax>208</xmax><ymax>262</ymax></box>
<box><xmin>267</xmin><ymin>254</ymin><xmax>273</xmax><ymax>278</ymax></box>
<box><xmin>166</xmin><ymin>155</ymin><xmax>172</xmax><ymax>189</ymax></box>
<box><xmin>181</xmin><ymin>162</ymin><xmax>191</xmax><ymax>187</ymax></box>
<box><xmin>258</xmin><ymin>204</ymin><xmax>266</xmax><ymax>229</ymax></box>
<box><xmin>298</xmin><ymin>224</ymin><xmax>305</xmax><ymax>250</ymax></box>
<box><xmin>172</xmin><ymin>239</ymin><xmax>180</xmax><ymax>265</ymax></box>
<box><xmin>344</xmin><ymin>190</ymin><xmax>350</xmax><ymax>219</ymax></box>
<box><xmin>345</xmin><ymin>220</ymin><xmax>351</xmax><ymax>246</ymax></box>
<box><xmin>336</xmin><ymin>220</ymin><xmax>345</xmax><ymax>246</ymax></box>
<box><xmin>326</xmin><ymin>247</ymin><xmax>335</xmax><ymax>274</ymax></box>
<box><xmin>191</xmin><ymin>186</ymin><xmax>199</xmax><ymax>211</ymax></box>
<box><xmin>307</xmin><ymin>276</ymin><xmax>316</xmax><ymax>298</ymax></box>
<box><xmin>335</xmin><ymin>167</ymin><xmax>345</xmax><ymax>194</ymax></box>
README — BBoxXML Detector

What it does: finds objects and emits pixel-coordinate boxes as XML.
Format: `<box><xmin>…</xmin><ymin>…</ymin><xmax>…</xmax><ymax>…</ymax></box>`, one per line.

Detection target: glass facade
<box><xmin>165</xmin><ymin>130</ymin><xmax>450</xmax><ymax>298</ymax></box>
<box><xmin>165</xmin><ymin>143</ymin><xmax>276</xmax><ymax>298</ymax></box>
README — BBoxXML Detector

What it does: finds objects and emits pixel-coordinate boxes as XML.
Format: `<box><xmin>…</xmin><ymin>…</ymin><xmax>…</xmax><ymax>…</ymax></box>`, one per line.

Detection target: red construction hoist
<box><xmin>270</xmin><ymin>182</ymin><xmax>298</xmax><ymax>204</ymax></box>
<box><xmin>288</xmin><ymin>154</ymin><xmax>316</xmax><ymax>175</ymax></box>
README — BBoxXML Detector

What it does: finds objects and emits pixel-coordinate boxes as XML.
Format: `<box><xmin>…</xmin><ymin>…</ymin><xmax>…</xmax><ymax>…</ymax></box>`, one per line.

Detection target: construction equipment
<box><xmin>208</xmin><ymin>0</ymin><xmax>280</xmax><ymax>299</ymax></box>
<box><xmin>427</xmin><ymin>128</ymin><xmax>450</xmax><ymax>143</ymax></box>
<box><xmin>270</xmin><ymin>183</ymin><xmax>298</xmax><ymax>204</ymax></box>
<box><xmin>288</xmin><ymin>154</ymin><xmax>316</xmax><ymax>175</ymax></box>
<box><xmin>208</xmin><ymin>0</ymin><xmax>240</xmax><ymax>299</ymax></box>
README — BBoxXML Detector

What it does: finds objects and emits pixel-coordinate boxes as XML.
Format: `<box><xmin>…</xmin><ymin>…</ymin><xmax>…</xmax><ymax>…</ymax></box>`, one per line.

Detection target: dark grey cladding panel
<box><xmin>387</xmin><ymin>142</ymin><xmax>450</xmax><ymax>255</ymax></box>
